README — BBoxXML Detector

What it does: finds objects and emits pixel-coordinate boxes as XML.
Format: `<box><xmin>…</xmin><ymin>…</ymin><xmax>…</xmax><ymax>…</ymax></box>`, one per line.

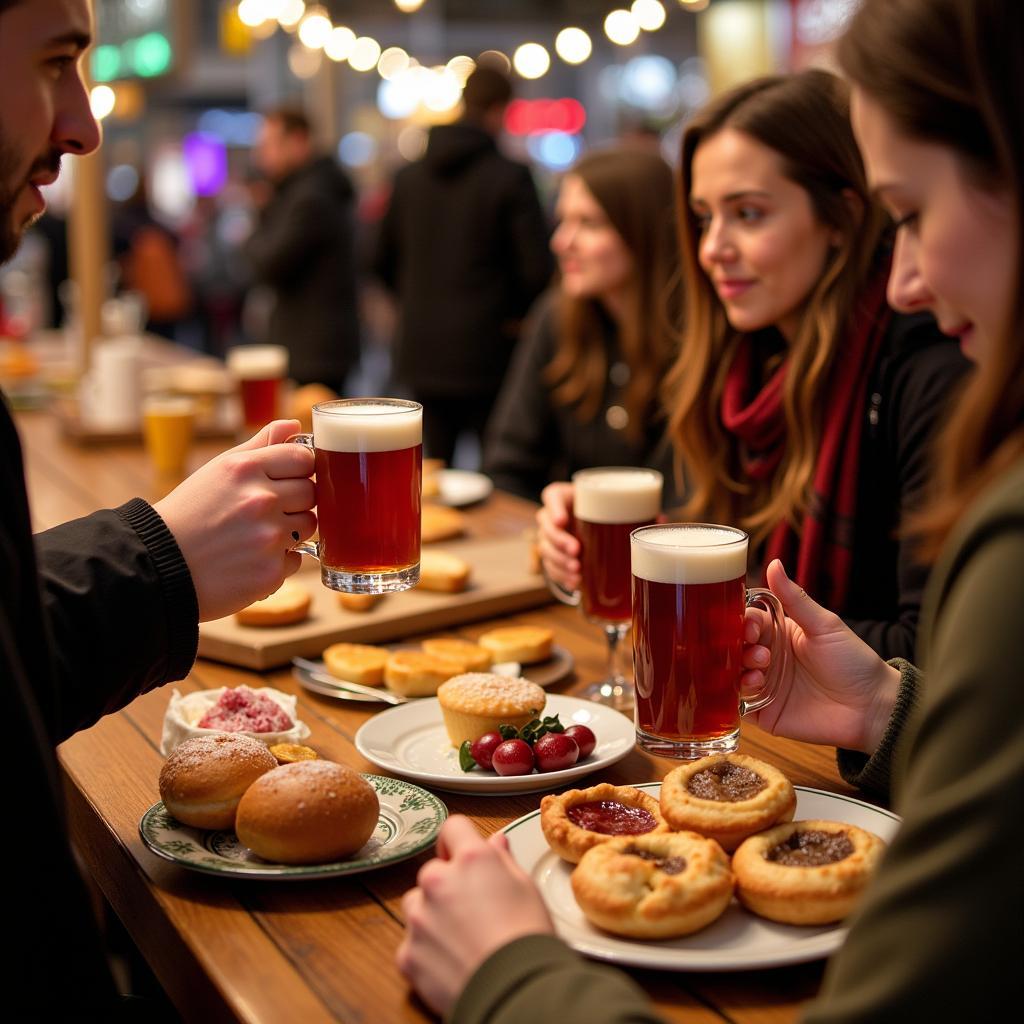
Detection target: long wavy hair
<box><xmin>545</xmin><ymin>147</ymin><xmax>680</xmax><ymax>442</ymax></box>
<box><xmin>839</xmin><ymin>0</ymin><xmax>1024</xmax><ymax>561</ymax></box>
<box><xmin>665</xmin><ymin>71</ymin><xmax>889</xmax><ymax>543</ymax></box>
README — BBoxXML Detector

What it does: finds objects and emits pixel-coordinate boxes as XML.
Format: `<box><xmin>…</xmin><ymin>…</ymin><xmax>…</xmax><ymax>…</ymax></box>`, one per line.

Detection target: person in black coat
<box><xmin>247</xmin><ymin>107</ymin><xmax>360</xmax><ymax>393</ymax></box>
<box><xmin>0</xmin><ymin>4</ymin><xmax>318</xmax><ymax>1014</ymax></box>
<box><xmin>373</xmin><ymin>66</ymin><xmax>553</xmax><ymax>465</ymax></box>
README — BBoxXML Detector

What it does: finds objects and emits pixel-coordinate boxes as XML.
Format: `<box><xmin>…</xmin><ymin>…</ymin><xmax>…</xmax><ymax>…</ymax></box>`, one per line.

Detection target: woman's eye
<box><xmin>892</xmin><ymin>211</ymin><xmax>919</xmax><ymax>230</ymax></box>
<box><xmin>737</xmin><ymin>206</ymin><xmax>764</xmax><ymax>223</ymax></box>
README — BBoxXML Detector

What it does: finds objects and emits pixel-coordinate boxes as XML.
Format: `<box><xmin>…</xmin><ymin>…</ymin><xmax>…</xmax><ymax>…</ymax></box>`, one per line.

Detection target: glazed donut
<box><xmin>541</xmin><ymin>783</ymin><xmax>669</xmax><ymax>864</ymax></box>
<box><xmin>571</xmin><ymin>832</ymin><xmax>734</xmax><ymax>939</ymax></box>
<box><xmin>234</xmin><ymin>761</ymin><xmax>380</xmax><ymax>865</ymax></box>
<box><xmin>158</xmin><ymin>733</ymin><xmax>277</xmax><ymax>830</ymax></box>
<box><xmin>732</xmin><ymin>819</ymin><xmax>885</xmax><ymax>925</ymax></box>
<box><xmin>659</xmin><ymin>753</ymin><xmax>796</xmax><ymax>851</ymax></box>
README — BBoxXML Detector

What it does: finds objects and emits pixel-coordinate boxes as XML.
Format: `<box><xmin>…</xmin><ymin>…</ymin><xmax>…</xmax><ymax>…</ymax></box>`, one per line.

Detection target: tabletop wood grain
<box><xmin>14</xmin><ymin>407</ymin><xmax>873</xmax><ymax>1024</ymax></box>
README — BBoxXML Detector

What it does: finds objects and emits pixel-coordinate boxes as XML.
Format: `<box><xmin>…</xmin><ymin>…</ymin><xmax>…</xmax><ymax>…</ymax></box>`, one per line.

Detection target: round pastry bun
<box><xmin>421</xmin><ymin>637</ymin><xmax>492</xmax><ymax>672</ymax></box>
<box><xmin>235</xmin><ymin>761</ymin><xmax>380</xmax><ymax>865</ymax></box>
<box><xmin>477</xmin><ymin>625</ymin><xmax>553</xmax><ymax>664</ymax></box>
<box><xmin>235</xmin><ymin>579</ymin><xmax>311</xmax><ymax>627</ymax></box>
<box><xmin>571</xmin><ymin>832</ymin><xmax>734</xmax><ymax>939</ymax></box>
<box><xmin>159</xmin><ymin>733</ymin><xmax>278</xmax><ymax>830</ymax></box>
<box><xmin>732</xmin><ymin>819</ymin><xmax>885</xmax><ymax>925</ymax></box>
<box><xmin>660</xmin><ymin>753</ymin><xmax>796</xmax><ymax>851</ymax></box>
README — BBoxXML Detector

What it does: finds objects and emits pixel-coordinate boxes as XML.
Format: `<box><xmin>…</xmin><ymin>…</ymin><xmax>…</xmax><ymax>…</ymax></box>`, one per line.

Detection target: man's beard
<box><xmin>0</xmin><ymin>133</ymin><xmax>61</xmax><ymax>264</ymax></box>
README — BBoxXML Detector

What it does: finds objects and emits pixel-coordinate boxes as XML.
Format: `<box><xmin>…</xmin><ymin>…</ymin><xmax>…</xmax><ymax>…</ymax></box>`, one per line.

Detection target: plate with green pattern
<box><xmin>139</xmin><ymin>773</ymin><xmax>447</xmax><ymax>880</ymax></box>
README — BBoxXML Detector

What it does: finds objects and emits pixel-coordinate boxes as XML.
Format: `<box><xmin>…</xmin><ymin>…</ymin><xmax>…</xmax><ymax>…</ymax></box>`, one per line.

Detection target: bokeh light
<box><xmin>632</xmin><ymin>0</ymin><xmax>667</xmax><ymax>31</ymax></box>
<box><xmin>513</xmin><ymin>43</ymin><xmax>550</xmax><ymax>80</ymax></box>
<box><xmin>348</xmin><ymin>36</ymin><xmax>382</xmax><ymax>72</ymax></box>
<box><xmin>90</xmin><ymin>85</ymin><xmax>116</xmax><ymax>120</ymax></box>
<box><xmin>555</xmin><ymin>27</ymin><xmax>592</xmax><ymax>65</ymax></box>
<box><xmin>325</xmin><ymin>26</ymin><xmax>355</xmax><ymax>62</ymax></box>
<box><xmin>378</xmin><ymin>46</ymin><xmax>411</xmax><ymax>79</ymax></box>
<box><xmin>297</xmin><ymin>7</ymin><xmax>331</xmax><ymax>49</ymax></box>
<box><xmin>605</xmin><ymin>9</ymin><xmax>641</xmax><ymax>46</ymax></box>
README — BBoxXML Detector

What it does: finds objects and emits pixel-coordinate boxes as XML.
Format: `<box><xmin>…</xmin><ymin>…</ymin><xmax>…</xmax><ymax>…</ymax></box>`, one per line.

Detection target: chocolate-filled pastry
<box><xmin>659</xmin><ymin>753</ymin><xmax>796</xmax><ymax>851</ymax></box>
<box><xmin>571</xmin><ymin>832</ymin><xmax>734</xmax><ymax>939</ymax></box>
<box><xmin>541</xmin><ymin>783</ymin><xmax>669</xmax><ymax>863</ymax></box>
<box><xmin>732</xmin><ymin>819</ymin><xmax>885</xmax><ymax>925</ymax></box>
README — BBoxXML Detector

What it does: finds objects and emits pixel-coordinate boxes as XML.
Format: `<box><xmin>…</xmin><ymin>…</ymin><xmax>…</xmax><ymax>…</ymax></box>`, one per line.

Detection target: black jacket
<box><xmin>374</xmin><ymin>123</ymin><xmax>553</xmax><ymax>397</ymax></box>
<box><xmin>246</xmin><ymin>155</ymin><xmax>361</xmax><ymax>387</ymax></box>
<box><xmin>2</xmin><ymin>396</ymin><xmax>199</xmax><ymax>1016</ymax></box>
<box><xmin>483</xmin><ymin>291</ymin><xmax>677</xmax><ymax>503</ymax></box>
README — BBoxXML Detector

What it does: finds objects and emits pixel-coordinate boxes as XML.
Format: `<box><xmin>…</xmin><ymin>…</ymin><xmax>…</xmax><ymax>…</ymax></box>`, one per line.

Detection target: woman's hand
<box><xmin>154</xmin><ymin>420</ymin><xmax>316</xmax><ymax>620</ymax></box>
<box><xmin>537</xmin><ymin>482</ymin><xmax>580</xmax><ymax>593</ymax></box>
<box><xmin>742</xmin><ymin>560</ymin><xmax>901</xmax><ymax>753</ymax></box>
<box><xmin>396</xmin><ymin>816</ymin><xmax>555</xmax><ymax>1017</ymax></box>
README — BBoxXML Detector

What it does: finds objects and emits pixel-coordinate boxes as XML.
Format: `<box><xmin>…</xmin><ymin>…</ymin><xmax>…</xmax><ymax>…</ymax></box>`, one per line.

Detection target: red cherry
<box><xmin>469</xmin><ymin>732</ymin><xmax>503</xmax><ymax>771</ymax></box>
<box><xmin>533</xmin><ymin>732</ymin><xmax>580</xmax><ymax>773</ymax></box>
<box><xmin>491</xmin><ymin>739</ymin><xmax>535</xmax><ymax>776</ymax></box>
<box><xmin>563</xmin><ymin>725</ymin><xmax>596</xmax><ymax>760</ymax></box>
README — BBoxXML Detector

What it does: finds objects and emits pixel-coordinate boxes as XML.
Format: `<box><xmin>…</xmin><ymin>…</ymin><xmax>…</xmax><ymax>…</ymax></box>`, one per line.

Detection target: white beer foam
<box><xmin>574</xmin><ymin>469</ymin><xmax>662</xmax><ymax>524</ymax></box>
<box><xmin>227</xmin><ymin>345</ymin><xmax>288</xmax><ymax>379</ymax></box>
<box><xmin>314</xmin><ymin>402</ymin><xmax>422</xmax><ymax>452</ymax></box>
<box><xmin>142</xmin><ymin>396</ymin><xmax>195</xmax><ymax>418</ymax></box>
<box><xmin>631</xmin><ymin>525</ymin><xmax>747</xmax><ymax>585</ymax></box>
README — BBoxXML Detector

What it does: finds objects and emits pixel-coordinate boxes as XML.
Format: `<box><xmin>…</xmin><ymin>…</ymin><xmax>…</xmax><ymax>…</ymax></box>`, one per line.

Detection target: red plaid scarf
<box><xmin>720</xmin><ymin>269</ymin><xmax>892</xmax><ymax>609</ymax></box>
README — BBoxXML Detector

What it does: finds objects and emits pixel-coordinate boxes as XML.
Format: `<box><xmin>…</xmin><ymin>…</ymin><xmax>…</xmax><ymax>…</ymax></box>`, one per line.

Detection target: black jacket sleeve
<box><xmin>483</xmin><ymin>297</ymin><xmax>560</xmax><ymax>500</ymax></box>
<box><xmin>34</xmin><ymin>497</ymin><xmax>199</xmax><ymax>743</ymax></box>
<box><xmin>246</xmin><ymin>186</ymin><xmax>337</xmax><ymax>289</ymax></box>
<box><xmin>843</xmin><ymin>316</ymin><xmax>969</xmax><ymax>658</ymax></box>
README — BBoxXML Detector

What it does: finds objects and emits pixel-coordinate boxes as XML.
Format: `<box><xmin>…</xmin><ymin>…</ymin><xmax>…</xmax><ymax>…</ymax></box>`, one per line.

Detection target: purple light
<box><xmin>183</xmin><ymin>132</ymin><xmax>228</xmax><ymax>196</ymax></box>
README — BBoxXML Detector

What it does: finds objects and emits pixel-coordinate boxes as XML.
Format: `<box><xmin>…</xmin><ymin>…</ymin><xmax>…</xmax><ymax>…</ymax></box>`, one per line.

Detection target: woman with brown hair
<box><xmin>396</xmin><ymin>1</ymin><xmax>1023</xmax><ymax>1020</ymax></box>
<box><xmin>483</xmin><ymin>147</ymin><xmax>680</xmax><ymax>502</ymax></box>
<box><xmin>540</xmin><ymin>70</ymin><xmax>968</xmax><ymax>660</ymax></box>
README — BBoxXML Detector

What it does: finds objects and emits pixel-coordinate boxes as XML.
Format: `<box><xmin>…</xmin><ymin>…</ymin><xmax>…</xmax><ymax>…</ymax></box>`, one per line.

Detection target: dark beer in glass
<box><xmin>228</xmin><ymin>345</ymin><xmax>288</xmax><ymax>433</ymax></box>
<box><xmin>631</xmin><ymin>524</ymin><xmax>785</xmax><ymax>758</ymax></box>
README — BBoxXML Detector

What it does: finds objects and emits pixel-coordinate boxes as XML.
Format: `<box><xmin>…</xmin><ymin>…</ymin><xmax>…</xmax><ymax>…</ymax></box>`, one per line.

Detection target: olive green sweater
<box><xmin>451</xmin><ymin>460</ymin><xmax>1024</xmax><ymax>1024</ymax></box>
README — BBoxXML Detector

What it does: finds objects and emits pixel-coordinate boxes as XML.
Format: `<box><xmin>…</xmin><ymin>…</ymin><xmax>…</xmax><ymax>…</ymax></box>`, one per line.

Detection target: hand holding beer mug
<box><xmin>631</xmin><ymin>524</ymin><xmax>787</xmax><ymax>758</ymax></box>
<box><xmin>549</xmin><ymin>468</ymin><xmax>662</xmax><ymax>712</ymax></box>
<box><xmin>290</xmin><ymin>399</ymin><xmax>422</xmax><ymax>593</ymax></box>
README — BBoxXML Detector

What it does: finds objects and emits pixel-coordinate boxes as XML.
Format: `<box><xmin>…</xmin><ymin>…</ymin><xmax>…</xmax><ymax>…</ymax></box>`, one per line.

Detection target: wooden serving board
<box><xmin>198</xmin><ymin>534</ymin><xmax>552</xmax><ymax>669</ymax></box>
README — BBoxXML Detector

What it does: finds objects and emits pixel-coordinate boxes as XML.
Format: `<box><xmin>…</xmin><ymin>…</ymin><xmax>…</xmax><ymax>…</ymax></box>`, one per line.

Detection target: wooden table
<box><xmin>15</xmin><ymin>408</ymin><xmax>869</xmax><ymax>1024</ymax></box>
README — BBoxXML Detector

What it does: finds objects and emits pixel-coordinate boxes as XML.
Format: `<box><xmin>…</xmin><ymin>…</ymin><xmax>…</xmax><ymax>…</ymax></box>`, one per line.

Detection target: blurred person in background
<box><xmin>373</xmin><ymin>65</ymin><xmax>552</xmax><ymax>467</ymax></box>
<box><xmin>540</xmin><ymin>70</ymin><xmax>969</xmax><ymax>661</ymax></box>
<box><xmin>0</xmin><ymin>1</ymin><xmax>317</xmax><ymax>1014</ymax></box>
<box><xmin>483</xmin><ymin>147</ymin><xmax>680</xmax><ymax>503</ymax></box>
<box><xmin>111</xmin><ymin>176</ymin><xmax>193</xmax><ymax>339</ymax></box>
<box><xmin>397</xmin><ymin>2</ymin><xmax>1023</xmax><ymax>1019</ymax></box>
<box><xmin>246</xmin><ymin>106</ymin><xmax>360</xmax><ymax>394</ymax></box>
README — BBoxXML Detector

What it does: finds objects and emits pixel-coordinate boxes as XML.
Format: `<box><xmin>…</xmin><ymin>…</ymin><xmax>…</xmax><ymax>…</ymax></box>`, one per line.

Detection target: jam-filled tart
<box><xmin>659</xmin><ymin>753</ymin><xmax>796</xmax><ymax>851</ymax></box>
<box><xmin>732</xmin><ymin>819</ymin><xmax>885</xmax><ymax>924</ymax></box>
<box><xmin>570</xmin><ymin>831</ymin><xmax>734</xmax><ymax>939</ymax></box>
<box><xmin>541</xmin><ymin>783</ymin><xmax>669</xmax><ymax>863</ymax></box>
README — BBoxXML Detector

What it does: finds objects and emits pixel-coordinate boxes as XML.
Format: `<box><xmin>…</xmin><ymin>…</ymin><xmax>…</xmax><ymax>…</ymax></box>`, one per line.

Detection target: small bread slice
<box><xmin>235</xmin><ymin>579</ymin><xmax>312</xmax><ymax>627</ymax></box>
<box><xmin>477</xmin><ymin>625</ymin><xmax>553</xmax><ymax>664</ymax></box>
<box><xmin>384</xmin><ymin>650</ymin><xmax>464</xmax><ymax>697</ymax></box>
<box><xmin>421</xmin><ymin>504</ymin><xmax>465</xmax><ymax>543</ymax></box>
<box><xmin>418</xmin><ymin>550</ymin><xmax>470</xmax><ymax>593</ymax></box>
<box><xmin>323</xmin><ymin>642</ymin><xmax>389</xmax><ymax>686</ymax></box>
<box><xmin>337</xmin><ymin>592</ymin><xmax>383</xmax><ymax>613</ymax></box>
<box><xmin>422</xmin><ymin>637</ymin><xmax>492</xmax><ymax>672</ymax></box>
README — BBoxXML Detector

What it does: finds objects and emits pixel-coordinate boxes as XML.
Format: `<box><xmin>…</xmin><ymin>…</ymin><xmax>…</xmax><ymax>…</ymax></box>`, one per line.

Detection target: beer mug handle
<box><xmin>740</xmin><ymin>587</ymin><xmax>787</xmax><ymax>715</ymax></box>
<box><xmin>287</xmin><ymin>433</ymin><xmax>319</xmax><ymax>559</ymax></box>
<box><xmin>544</xmin><ymin>571</ymin><xmax>580</xmax><ymax>607</ymax></box>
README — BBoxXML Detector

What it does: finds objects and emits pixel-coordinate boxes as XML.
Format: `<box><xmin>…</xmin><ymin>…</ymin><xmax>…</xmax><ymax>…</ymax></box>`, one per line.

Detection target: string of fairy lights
<box><xmin>233</xmin><ymin>0</ymin><xmax>710</xmax><ymax>102</ymax></box>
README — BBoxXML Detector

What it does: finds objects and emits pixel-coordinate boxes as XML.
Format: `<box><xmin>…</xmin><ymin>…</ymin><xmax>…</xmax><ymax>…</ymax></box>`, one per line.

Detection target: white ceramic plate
<box><xmin>504</xmin><ymin>784</ymin><xmax>901</xmax><ymax>971</ymax></box>
<box><xmin>139</xmin><ymin>774</ymin><xmax>447</xmax><ymax>880</ymax></box>
<box><xmin>355</xmin><ymin>694</ymin><xmax>635</xmax><ymax>795</ymax></box>
<box><xmin>294</xmin><ymin>645</ymin><xmax>575</xmax><ymax>706</ymax></box>
<box><xmin>436</xmin><ymin>469</ymin><xmax>494</xmax><ymax>507</ymax></box>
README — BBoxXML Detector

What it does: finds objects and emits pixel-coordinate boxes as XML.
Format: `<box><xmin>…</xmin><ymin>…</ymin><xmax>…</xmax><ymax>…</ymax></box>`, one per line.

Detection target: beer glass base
<box><xmin>320</xmin><ymin>563</ymin><xmax>420</xmax><ymax>594</ymax></box>
<box><xmin>579</xmin><ymin>679</ymin><xmax>634</xmax><ymax>714</ymax></box>
<box><xmin>634</xmin><ymin>726</ymin><xmax>740</xmax><ymax>759</ymax></box>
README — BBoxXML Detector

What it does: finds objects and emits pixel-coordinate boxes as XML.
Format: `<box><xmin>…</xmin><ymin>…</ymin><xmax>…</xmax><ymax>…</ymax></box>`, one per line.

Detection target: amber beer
<box><xmin>631</xmin><ymin>524</ymin><xmax>784</xmax><ymax>758</ymax></box>
<box><xmin>573</xmin><ymin>468</ymin><xmax>662</xmax><ymax>624</ymax></box>
<box><xmin>296</xmin><ymin>399</ymin><xmax>422</xmax><ymax>593</ymax></box>
<box><xmin>227</xmin><ymin>345</ymin><xmax>288</xmax><ymax>432</ymax></box>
